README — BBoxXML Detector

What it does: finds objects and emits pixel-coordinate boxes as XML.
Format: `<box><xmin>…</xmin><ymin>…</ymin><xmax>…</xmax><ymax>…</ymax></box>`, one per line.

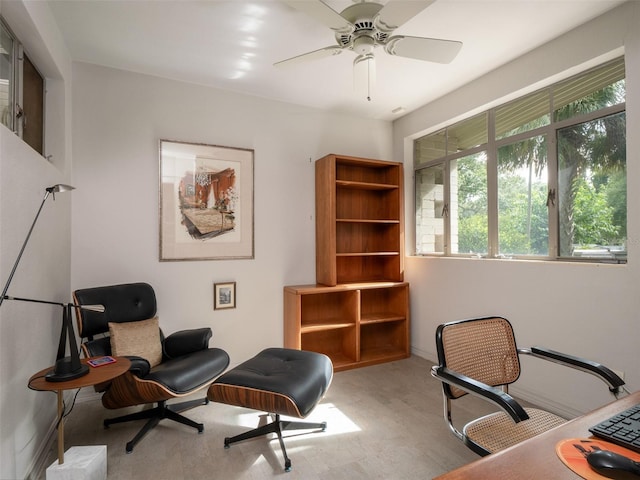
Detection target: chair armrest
<box><xmin>127</xmin><ymin>356</ymin><xmax>151</xmax><ymax>378</ymax></box>
<box><xmin>163</xmin><ymin>328</ymin><xmax>212</xmax><ymax>359</ymax></box>
<box><xmin>523</xmin><ymin>347</ymin><xmax>625</xmax><ymax>392</ymax></box>
<box><xmin>431</xmin><ymin>365</ymin><xmax>530</xmax><ymax>423</ymax></box>
<box><xmin>82</xmin><ymin>337</ymin><xmax>112</xmax><ymax>357</ymax></box>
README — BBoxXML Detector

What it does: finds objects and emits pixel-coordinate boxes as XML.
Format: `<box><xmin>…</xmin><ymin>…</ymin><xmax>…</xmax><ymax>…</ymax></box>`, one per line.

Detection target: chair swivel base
<box><xmin>104</xmin><ymin>398</ymin><xmax>208</xmax><ymax>453</ymax></box>
<box><xmin>224</xmin><ymin>413</ymin><xmax>327</xmax><ymax>472</ymax></box>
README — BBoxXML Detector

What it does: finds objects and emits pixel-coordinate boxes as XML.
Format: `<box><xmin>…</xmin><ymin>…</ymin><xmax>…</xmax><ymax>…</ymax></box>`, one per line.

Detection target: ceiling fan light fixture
<box><xmin>353</xmin><ymin>53</ymin><xmax>375</xmax><ymax>102</ymax></box>
<box><xmin>352</xmin><ymin>35</ymin><xmax>375</xmax><ymax>56</ymax></box>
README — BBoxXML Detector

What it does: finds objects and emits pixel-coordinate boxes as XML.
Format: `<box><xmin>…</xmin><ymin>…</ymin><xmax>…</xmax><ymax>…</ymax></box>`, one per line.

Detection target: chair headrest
<box><xmin>73</xmin><ymin>282</ymin><xmax>157</xmax><ymax>338</ymax></box>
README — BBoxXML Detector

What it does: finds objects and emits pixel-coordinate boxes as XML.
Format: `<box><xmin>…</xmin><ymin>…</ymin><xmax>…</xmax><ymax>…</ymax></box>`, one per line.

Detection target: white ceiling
<box><xmin>47</xmin><ymin>0</ymin><xmax>626</xmax><ymax>121</ymax></box>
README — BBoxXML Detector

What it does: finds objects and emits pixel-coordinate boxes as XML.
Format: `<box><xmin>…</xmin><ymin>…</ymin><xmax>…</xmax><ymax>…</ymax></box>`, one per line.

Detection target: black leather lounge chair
<box><xmin>73</xmin><ymin>282</ymin><xmax>230</xmax><ymax>453</ymax></box>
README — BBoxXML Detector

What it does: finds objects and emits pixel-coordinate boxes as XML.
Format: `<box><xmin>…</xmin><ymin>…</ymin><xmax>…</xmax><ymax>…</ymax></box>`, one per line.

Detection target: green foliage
<box><xmin>459</xmin><ymin>215</ymin><xmax>488</xmax><ymax>254</ymax></box>
<box><xmin>605</xmin><ymin>170</ymin><xmax>627</xmax><ymax>239</ymax></box>
<box><xmin>498</xmin><ymin>174</ymin><xmax>548</xmax><ymax>255</ymax></box>
<box><xmin>572</xmin><ymin>177</ymin><xmax>620</xmax><ymax>246</ymax></box>
<box><xmin>456</xmin><ymin>154</ymin><xmax>488</xmax><ymax>253</ymax></box>
<box><xmin>456</xmin><ymin>155</ymin><xmax>487</xmax><ymax>218</ymax></box>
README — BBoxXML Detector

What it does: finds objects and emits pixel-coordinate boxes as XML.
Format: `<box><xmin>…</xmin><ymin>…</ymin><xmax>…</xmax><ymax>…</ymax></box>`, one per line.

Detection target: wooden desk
<box><xmin>28</xmin><ymin>357</ymin><xmax>130</xmax><ymax>464</ymax></box>
<box><xmin>435</xmin><ymin>391</ymin><xmax>640</xmax><ymax>480</ymax></box>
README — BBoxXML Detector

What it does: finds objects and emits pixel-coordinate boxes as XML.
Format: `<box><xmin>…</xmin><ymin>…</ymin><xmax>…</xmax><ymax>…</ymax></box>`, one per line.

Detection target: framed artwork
<box><xmin>214</xmin><ymin>282</ymin><xmax>236</xmax><ymax>310</ymax></box>
<box><xmin>159</xmin><ymin>140</ymin><xmax>254</xmax><ymax>261</ymax></box>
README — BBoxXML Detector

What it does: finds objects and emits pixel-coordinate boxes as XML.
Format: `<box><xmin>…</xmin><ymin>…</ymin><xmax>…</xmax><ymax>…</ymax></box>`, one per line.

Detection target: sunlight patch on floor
<box><xmin>229</xmin><ymin>402</ymin><xmax>361</xmax><ymax>436</ymax></box>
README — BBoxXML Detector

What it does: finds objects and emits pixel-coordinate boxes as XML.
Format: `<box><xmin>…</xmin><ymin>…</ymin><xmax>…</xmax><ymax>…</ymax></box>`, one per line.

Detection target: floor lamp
<box><xmin>0</xmin><ymin>184</ymin><xmax>98</xmax><ymax>381</ymax></box>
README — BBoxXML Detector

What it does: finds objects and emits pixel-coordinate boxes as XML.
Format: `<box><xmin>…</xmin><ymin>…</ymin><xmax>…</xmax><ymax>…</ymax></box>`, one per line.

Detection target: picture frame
<box><xmin>214</xmin><ymin>282</ymin><xmax>236</xmax><ymax>310</ymax></box>
<box><xmin>159</xmin><ymin>139</ymin><xmax>254</xmax><ymax>261</ymax></box>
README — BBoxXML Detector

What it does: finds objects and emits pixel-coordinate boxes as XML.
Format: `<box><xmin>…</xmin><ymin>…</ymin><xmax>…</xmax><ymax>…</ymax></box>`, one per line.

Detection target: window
<box><xmin>415</xmin><ymin>164</ymin><xmax>445</xmax><ymax>254</ymax></box>
<box><xmin>454</xmin><ymin>152</ymin><xmax>488</xmax><ymax>255</ymax></box>
<box><xmin>415</xmin><ymin>58</ymin><xmax>626</xmax><ymax>263</ymax></box>
<box><xmin>557</xmin><ymin>112</ymin><xmax>626</xmax><ymax>259</ymax></box>
<box><xmin>497</xmin><ymin>136</ymin><xmax>549</xmax><ymax>256</ymax></box>
<box><xmin>1</xmin><ymin>20</ymin><xmax>13</xmax><ymax>128</ymax></box>
<box><xmin>1</xmin><ymin>17</ymin><xmax>45</xmax><ymax>155</ymax></box>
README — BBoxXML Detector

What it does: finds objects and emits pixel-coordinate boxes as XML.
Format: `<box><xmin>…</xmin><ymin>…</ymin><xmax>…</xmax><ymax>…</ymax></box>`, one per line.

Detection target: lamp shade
<box><xmin>46</xmin><ymin>184</ymin><xmax>75</xmax><ymax>194</ymax></box>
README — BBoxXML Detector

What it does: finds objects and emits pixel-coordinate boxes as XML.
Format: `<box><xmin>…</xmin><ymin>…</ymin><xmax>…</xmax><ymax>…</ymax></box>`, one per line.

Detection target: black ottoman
<box><xmin>207</xmin><ymin>348</ymin><xmax>333</xmax><ymax>471</ymax></box>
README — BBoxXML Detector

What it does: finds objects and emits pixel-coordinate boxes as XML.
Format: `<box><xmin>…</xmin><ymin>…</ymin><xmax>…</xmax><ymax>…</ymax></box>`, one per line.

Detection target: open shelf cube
<box><xmin>284</xmin><ymin>282</ymin><xmax>409</xmax><ymax>372</ymax></box>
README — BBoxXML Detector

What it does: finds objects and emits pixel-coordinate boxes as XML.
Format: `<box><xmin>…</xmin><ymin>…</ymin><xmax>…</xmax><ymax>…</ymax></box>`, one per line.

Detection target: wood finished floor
<box><xmin>36</xmin><ymin>356</ymin><xmax>499</xmax><ymax>479</ymax></box>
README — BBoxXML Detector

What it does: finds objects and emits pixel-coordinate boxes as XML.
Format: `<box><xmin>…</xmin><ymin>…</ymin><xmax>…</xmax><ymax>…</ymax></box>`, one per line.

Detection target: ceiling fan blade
<box><xmin>274</xmin><ymin>45</ymin><xmax>345</xmax><ymax>67</ymax></box>
<box><xmin>375</xmin><ymin>0</ymin><xmax>436</xmax><ymax>32</ymax></box>
<box><xmin>282</xmin><ymin>1</ymin><xmax>353</xmax><ymax>33</ymax></box>
<box><xmin>384</xmin><ymin>35</ymin><xmax>462</xmax><ymax>64</ymax></box>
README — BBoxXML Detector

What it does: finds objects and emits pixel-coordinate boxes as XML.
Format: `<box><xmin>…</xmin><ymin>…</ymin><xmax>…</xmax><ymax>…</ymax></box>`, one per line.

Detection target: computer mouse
<box><xmin>586</xmin><ymin>450</ymin><xmax>640</xmax><ymax>479</ymax></box>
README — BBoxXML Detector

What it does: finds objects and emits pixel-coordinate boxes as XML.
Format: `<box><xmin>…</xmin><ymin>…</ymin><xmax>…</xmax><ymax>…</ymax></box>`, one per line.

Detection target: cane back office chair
<box><xmin>430</xmin><ymin>316</ymin><xmax>626</xmax><ymax>456</ymax></box>
<box><xmin>73</xmin><ymin>282</ymin><xmax>230</xmax><ymax>453</ymax></box>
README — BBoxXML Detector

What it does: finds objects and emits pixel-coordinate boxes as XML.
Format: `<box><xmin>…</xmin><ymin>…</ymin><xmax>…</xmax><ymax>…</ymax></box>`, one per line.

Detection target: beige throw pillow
<box><xmin>109</xmin><ymin>317</ymin><xmax>163</xmax><ymax>368</ymax></box>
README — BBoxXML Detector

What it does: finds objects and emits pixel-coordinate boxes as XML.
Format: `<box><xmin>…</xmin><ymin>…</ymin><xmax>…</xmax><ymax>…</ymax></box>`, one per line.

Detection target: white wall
<box><xmin>0</xmin><ymin>1</ymin><xmax>73</xmax><ymax>478</ymax></box>
<box><xmin>394</xmin><ymin>1</ymin><xmax>640</xmax><ymax>418</ymax></box>
<box><xmin>3</xmin><ymin>1</ymin><xmax>638</xmax><ymax>477</ymax></box>
<box><xmin>70</xmin><ymin>63</ymin><xmax>393</xmax><ymax>366</ymax></box>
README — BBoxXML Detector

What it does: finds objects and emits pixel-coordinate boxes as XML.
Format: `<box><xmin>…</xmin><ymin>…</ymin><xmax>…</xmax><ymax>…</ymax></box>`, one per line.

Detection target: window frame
<box><xmin>1</xmin><ymin>16</ymin><xmax>46</xmax><ymax>156</ymax></box>
<box><xmin>414</xmin><ymin>58</ymin><xmax>626</xmax><ymax>264</ymax></box>
<box><xmin>1</xmin><ymin>17</ymin><xmax>16</xmax><ymax>131</ymax></box>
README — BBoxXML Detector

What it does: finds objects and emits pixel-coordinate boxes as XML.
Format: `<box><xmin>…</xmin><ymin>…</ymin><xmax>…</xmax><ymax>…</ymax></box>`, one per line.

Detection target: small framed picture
<box><xmin>214</xmin><ymin>282</ymin><xmax>236</xmax><ymax>310</ymax></box>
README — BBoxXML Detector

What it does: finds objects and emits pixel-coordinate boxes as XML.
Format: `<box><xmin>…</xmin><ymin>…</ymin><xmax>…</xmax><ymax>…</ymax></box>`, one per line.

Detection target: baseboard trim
<box><xmin>411</xmin><ymin>346</ymin><xmax>436</xmax><ymax>363</ymax></box>
<box><xmin>508</xmin><ymin>386</ymin><xmax>583</xmax><ymax>419</ymax></box>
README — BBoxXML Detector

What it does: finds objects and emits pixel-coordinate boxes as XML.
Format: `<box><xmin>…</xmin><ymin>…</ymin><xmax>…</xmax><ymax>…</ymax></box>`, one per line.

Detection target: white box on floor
<box><xmin>46</xmin><ymin>446</ymin><xmax>106</xmax><ymax>480</ymax></box>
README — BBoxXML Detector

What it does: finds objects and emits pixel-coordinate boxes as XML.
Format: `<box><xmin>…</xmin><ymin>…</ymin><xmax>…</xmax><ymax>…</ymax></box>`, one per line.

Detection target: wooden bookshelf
<box><xmin>315</xmin><ymin>154</ymin><xmax>404</xmax><ymax>286</ymax></box>
<box><xmin>285</xmin><ymin>154</ymin><xmax>409</xmax><ymax>370</ymax></box>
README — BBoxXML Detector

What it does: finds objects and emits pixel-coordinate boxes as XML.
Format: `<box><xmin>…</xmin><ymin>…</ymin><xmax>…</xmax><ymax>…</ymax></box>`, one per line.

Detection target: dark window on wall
<box><xmin>22</xmin><ymin>54</ymin><xmax>44</xmax><ymax>154</ymax></box>
<box><xmin>1</xmin><ymin>19</ymin><xmax>14</xmax><ymax>129</ymax></box>
<box><xmin>1</xmin><ymin>17</ymin><xmax>45</xmax><ymax>155</ymax></box>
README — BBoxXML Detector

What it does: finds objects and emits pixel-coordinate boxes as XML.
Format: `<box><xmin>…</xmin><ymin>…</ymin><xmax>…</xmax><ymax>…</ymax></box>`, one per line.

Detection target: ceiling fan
<box><xmin>276</xmin><ymin>0</ymin><xmax>463</xmax><ymax>101</ymax></box>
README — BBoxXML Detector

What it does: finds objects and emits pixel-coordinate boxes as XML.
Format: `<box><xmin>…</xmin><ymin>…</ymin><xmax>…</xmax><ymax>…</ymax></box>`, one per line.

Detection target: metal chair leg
<box><xmin>223</xmin><ymin>413</ymin><xmax>327</xmax><ymax>472</ymax></box>
<box><xmin>104</xmin><ymin>399</ymin><xmax>207</xmax><ymax>453</ymax></box>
